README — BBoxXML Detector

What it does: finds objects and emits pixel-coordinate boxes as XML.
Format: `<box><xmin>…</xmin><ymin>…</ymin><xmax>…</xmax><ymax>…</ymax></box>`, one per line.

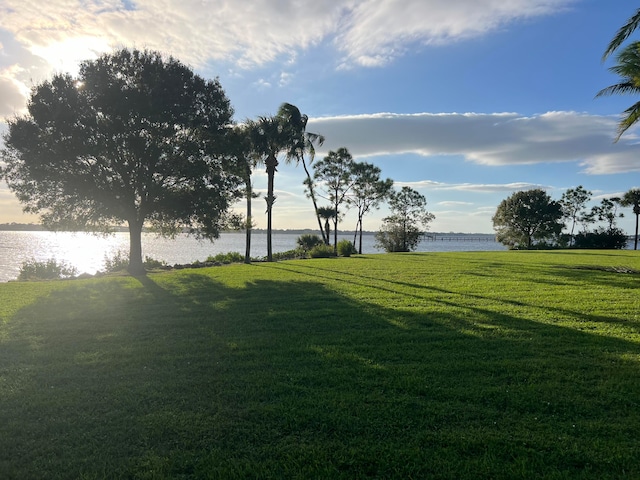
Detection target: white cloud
<box><xmin>437</xmin><ymin>201</ymin><xmax>474</xmax><ymax>206</ymax></box>
<box><xmin>336</xmin><ymin>0</ymin><xmax>575</xmax><ymax>67</ymax></box>
<box><xmin>0</xmin><ymin>66</ymin><xmax>29</xmax><ymax>117</ymax></box>
<box><xmin>0</xmin><ymin>0</ymin><xmax>341</xmax><ymax>70</ymax></box>
<box><xmin>0</xmin><ymin>0</ymin><xmax>576</xmax><ymax>113</ymax></box>
<box><xmin>253</xmin><ymin>78</ymin><xmax>272</xmax><ymax>89</ymax></box>
<box><xmin>398</xmin><ymin>180</ymin><xmax>549</xmax><ymax>193</ymax></box>
<box><xmin>278</xmin><ymin>71</ymin><xmax>293</xmax><ymax>87</ymax></box>
<box><xmin>308</xmin><ymin>111</ymin><xmax>640</xmax><ymax>175</ymax></box>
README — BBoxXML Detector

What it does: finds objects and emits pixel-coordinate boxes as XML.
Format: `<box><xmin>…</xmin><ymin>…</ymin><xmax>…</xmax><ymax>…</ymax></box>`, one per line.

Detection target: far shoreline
<box><xmin>0</xmin><ymin>223</ymin><xmax>497</xmax><ymax>236</ymax></box>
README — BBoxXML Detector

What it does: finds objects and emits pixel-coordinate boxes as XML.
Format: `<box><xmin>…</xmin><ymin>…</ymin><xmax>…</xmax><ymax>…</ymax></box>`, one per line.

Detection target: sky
<box><xmin>1</xmin><ymin>0</ymin><xmax>640</xmax><ymax>234</ymax></box>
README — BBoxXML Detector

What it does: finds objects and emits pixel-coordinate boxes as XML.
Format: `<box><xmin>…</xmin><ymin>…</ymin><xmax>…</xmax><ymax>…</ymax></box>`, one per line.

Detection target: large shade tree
<box><xmin>492</xmin><ymin>189</ymin><xmax>564</xmax><ymax>249</ymax></box>
<box><xmin>620</xmin><ymin>188</ymin><xmax>640</xmax><ymax>250</ymax></box>
<box><xmin>1</xmin><ymin>48</ymin><xmax>243</xmax><ymax>274</ymax></box>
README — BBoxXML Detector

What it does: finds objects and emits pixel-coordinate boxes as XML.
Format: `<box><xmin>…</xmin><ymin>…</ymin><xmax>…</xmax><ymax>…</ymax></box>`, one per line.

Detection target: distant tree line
<box><xmin>492</xmin><ymin>187</ymin><xmax>640</xmax><ymax>250</ymax></box>
<box><xmin>0</xmin><ymin>48</ymin><xmax>435</xmax><ymax>273</ymax></box>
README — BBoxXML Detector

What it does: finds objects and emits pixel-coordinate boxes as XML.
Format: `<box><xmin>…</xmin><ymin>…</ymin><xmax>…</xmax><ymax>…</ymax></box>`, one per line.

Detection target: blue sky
<box><xmin>1</xmin><ymin>0</ymin><xmax>639</xmax><ymax>234</ymax></box>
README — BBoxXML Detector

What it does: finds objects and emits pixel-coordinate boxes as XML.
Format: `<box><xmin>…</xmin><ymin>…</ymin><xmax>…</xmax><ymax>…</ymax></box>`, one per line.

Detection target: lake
<box><xmin>0</xmin><ymin>230</ymin><xmax>506</xmax><ymax>282</ymax></box>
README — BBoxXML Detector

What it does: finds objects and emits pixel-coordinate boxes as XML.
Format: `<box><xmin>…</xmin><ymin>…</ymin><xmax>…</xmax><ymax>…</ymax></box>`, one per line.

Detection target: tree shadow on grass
<box><xmin>272</xmin><ymin>259</ymin><xmax>640</xmax><ymax>335</ymax></box>
<box><xmin>1</xmin><ymin>270</ymin><xmax>640</xmax><ymax>479</ymax></box>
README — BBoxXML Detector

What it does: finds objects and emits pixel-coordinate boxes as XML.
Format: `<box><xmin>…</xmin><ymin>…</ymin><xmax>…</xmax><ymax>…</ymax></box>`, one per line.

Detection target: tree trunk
<box><xmin>324</xmin><ymin>219</ymin><xmax>331</xmax><ymax>245</ymax></box>
<box><xmin>265</xmin><ymin>155</ymin><xmax>278</xmax><ymax>262</ymax></box>
<box><xmin>634</xmin><ymin>213</ymin><xmax>639</xmax><ymax>250</ymax></box>
<box><xmin>358</xmin><ymin>218</ymin><xmax>364</xmax><ymax>254</ymax></box>
<box><xmin>245</xmin><ymin>179</ymin><xmax>252</xmax><ymax>263</ymax></box>
<box><xmin>127</xmin><ymin>218</ymin><xmax>145</xmax><ymax>275</ymax></box>
<box><xmin>353</xmin><ymin>219</ymin><xmax>359</xmax><ymax>251</ymax></box>
<box><xmin>302</xmin><ymin>159</ymin><xmax>327</xmax><ymax>244</ymax></box>
<box><xmin>569</xmin><ymin>215</ymin><xmax>576</xmax><ymax>247</ymax></box>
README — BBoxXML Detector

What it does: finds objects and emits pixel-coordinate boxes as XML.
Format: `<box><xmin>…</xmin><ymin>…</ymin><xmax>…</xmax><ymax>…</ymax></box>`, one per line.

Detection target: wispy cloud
<box><xmin>437</xmin><ymin>201</ymin><xmax>474</xmax><ymax>207</ymax></box>
<box><xmin>336</xmin><ymin>0</ymin><xmax>576</xmax><ymax>67</ymax></box>
<box><xmin>397</xmin><ymin>179</ymin><xmax>549</xmax><ymax>192</ymax></box>
<box><xmin>0</xmin><ymin>0</ymin><xmax>576</xmax><ymax>115</ymax></box>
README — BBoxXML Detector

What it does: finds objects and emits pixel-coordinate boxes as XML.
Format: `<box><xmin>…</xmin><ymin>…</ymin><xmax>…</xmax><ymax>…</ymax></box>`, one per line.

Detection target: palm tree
<box><xmin>603</xmin><ymin>8</ymin><xmax>640</xmax><ymax>61</ymax></box>
<box><xmin>277</xmin><ymin>103</ymin><xmax>327</xmax><ymax>242</ymax></box>
<box><xmin>596</xmin><ymin>41</ymin><xmax>640</xmax><ymax>141</ymax></box>
<box><xmin>231</xmin><ymin>125</ymin><xmax>258</xmax><ymax>263</ymax></box>
<box><xmin>620</xmin><ymin>188</ymin><xmax>640</xmax><ymax>250</ymax></box>
<box><xmin>317</xmin><ymin>206</ymin><xmax>336</xmax><ymax>245</ymax></box>
<box><xmin>246</xmin><ymin>115</ymin><xmax>289</xmax><ymax>262</ymax></box>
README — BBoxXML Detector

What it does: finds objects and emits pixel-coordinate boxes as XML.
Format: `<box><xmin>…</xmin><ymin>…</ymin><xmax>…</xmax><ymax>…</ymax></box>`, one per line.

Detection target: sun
<box><xmin>31</xmin><ymin>36</ymin><xmax>111</xmax><ymax>75</ymax></box>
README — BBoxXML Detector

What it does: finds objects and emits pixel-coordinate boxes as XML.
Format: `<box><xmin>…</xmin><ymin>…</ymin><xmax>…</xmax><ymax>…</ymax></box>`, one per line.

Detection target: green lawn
<box><xmin>1</xmin><ymin>251</ymin><xmax>639</xmax><ymax>479</ymax></box>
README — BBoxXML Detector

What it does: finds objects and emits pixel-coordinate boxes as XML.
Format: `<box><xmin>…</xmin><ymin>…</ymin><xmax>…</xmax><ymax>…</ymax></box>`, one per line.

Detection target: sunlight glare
<box><xmin>31</xmin><ymin>37</ymin><xmax>111</xmax><ymax>75</ymax></box>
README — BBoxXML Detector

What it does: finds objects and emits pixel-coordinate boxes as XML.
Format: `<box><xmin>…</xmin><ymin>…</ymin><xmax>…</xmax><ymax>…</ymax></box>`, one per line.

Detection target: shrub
<box><xmin>103</xmin><ymin>250</ymin><xmax>130</xmax><ymax>273</ymax></box>
<box><xmin>573</xmin><ymin>228</ymin><xmax>628</xmax><ymax>249</ymax></box>
<box><xmin>296</xmin><ymin>234</ymin><xmax>323</xmax><ymax>252</ymax></box>
<box><xmin>375</xmin><ymin>223</ymin><xmax>422</xmax><ymax>252</ymax></box>
<box><xmin>103</xmin><ymin>251</ymin><xmax>167</xmax><ymax>272</ymax></box>
<box><xmin>337</xmin><ymin>239</ymin><xmax>356</xmax><ymax>257</ymax></box>
<box><xmin>18</xmin><ymin>258</ymin><xmax>78</xmax><ymax>281</ymax></box>
<box><xmin>271</xmin><ymin>249</ymin><xmax>306</xmax><ymax>261</ymax></box>
<box><xmin>205</xmin><ymin>252</ymin><xmax>244</xmax><ymax>264</ymax></box>
<box><xmin>309</xmin><ymin>244</ymin><xmax>336</xmax><ymax>258</ymax></box>
<box><xmin>143</xmin><ymin>256</ymin><xmax>168</xmax><ymax>269</ymax></box>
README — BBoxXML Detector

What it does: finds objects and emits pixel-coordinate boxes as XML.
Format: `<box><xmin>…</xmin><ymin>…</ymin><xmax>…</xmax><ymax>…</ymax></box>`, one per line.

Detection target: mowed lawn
<box><xmin>1</xmin><ymin>250</ymin><xmax>639</xmax><ymax>479</ymax></box>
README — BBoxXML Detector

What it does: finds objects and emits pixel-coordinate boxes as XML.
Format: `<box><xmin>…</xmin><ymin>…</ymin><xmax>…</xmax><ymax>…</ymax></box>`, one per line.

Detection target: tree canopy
<box><xmin>559</xmin><ymin>185</ymin><xmax>591</xmax><ymax>246</ymax></box>
<box><xmin>375</xmin><ymin>186</ymin><xmax>434</xmax><ymax>252</ymax></box>
<box><xmin>348</xmin><ymin>162</ymin><xmax>393</xmax><ymax>254</ymax></box>
<box><xmin>1</xmin><ymin>48</ymin><xmax>243</xmax><ymax>274</ymax></box>
<box><xmin>312</xmin><ymin>147</ymin><xmax>357</xmax><ymax>249</ymax></box>
<box><xmin>620</xmin><ymin>188</ymin><xmax>640</xmax><ymax>250</ymax></box>
<box><xmin>492</xmin><ymin>189</ymin><xmax>563</xmax><ymax>249</ymax></box>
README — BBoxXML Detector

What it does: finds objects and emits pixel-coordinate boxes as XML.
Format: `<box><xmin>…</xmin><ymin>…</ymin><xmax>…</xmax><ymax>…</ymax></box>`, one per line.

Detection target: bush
<box><xmin>573</xmin><ymin>228</ymin><xmax>628</xmax><ymax>249</ymax></box>
<box><xmin>309</xmin><ymin>244</ymin><xmax>336</xmax><ymax>258</ymax></box>
<box><xmin>18</xmin><ymin>258</ymin><xmax>78</xmax><ymax>281</ymax></box>
<box><xmin>375</xmin><ymin>224</ymin><xmax>423</xmax><ymax>252</ymax></box>
<box><xmin>271</xmin><ymin>249</ymin><xmax>306</xmax><ymax>261</ymax></box>
<box><xmin>103</xmin><ymin>250</ymin><xmax>129</xmax><ymax>273</ymax></box>
<box><xmin>103</xmin><ymin>251</ymin><xmax>167</xmax><ymax>272</ymax></box>
<box><xmin>143</xmin><ymin>256</ymin><xmax>168</xmax><ymax>269</ymax></box>
<box><xmin>205</xmin><ymin>252</ymin><xmax>244</xmax><ymax>264</ymax></box>
<box><xmin>296</xmin><ymin>234</ymin><xmax>323</xmax><ymax>252</ymax></box>
<box><xmin>337</xmin><ymin>239</ymin><xmax>355</xmax><ymax>257</ymax></box>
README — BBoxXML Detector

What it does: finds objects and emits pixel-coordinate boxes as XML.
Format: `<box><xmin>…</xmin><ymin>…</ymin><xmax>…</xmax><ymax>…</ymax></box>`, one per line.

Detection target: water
<box><xmin>0</xmin><ymin>230</ymin><xmax>506</xmax><ymax>282</ymax></box>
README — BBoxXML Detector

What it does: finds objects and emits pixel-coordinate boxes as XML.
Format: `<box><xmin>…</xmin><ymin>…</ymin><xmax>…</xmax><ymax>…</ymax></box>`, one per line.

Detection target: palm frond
<box><xmin>603</xmin><ymin>8</ymin><xmax>640</xmax><ymax>60</ymax></box>
<box><xmin>596</xmin><ymin>81</ymin><xmax>640</xmax><ymax>97</ymax></box>
<box><xmin>615</xmin><ymin>100</ymin><xmax>640</xmax><ymax>141</ymax></box>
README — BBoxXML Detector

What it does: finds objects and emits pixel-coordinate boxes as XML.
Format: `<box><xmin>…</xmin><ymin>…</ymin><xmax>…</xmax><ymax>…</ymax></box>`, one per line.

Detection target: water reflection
<box><xmin>0</xmin><ymin>231</ymin><xmax>508</xmax><ymax>282</ymax></box>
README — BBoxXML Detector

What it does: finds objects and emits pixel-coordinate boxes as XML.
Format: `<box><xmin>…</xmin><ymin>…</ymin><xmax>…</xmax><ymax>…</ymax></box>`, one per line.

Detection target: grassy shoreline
<box><xmin>1</xmin><ymin>251</ymin><xmax>639</xmax><ymax>479</ymax></box>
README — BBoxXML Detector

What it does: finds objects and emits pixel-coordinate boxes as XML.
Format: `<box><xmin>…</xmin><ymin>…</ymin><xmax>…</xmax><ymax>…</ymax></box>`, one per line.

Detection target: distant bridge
<box><xmin>424</xmin><ymin>234</ymin><xmax>497</xmax><ymax>242</ymax></box>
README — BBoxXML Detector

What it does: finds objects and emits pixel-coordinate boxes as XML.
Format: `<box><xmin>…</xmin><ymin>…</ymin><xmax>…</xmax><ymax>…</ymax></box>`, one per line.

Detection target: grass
<box><xmin>1</xmin><ymin>250</ymin><xmax>639</xmax><ymax>479</ymax></box>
